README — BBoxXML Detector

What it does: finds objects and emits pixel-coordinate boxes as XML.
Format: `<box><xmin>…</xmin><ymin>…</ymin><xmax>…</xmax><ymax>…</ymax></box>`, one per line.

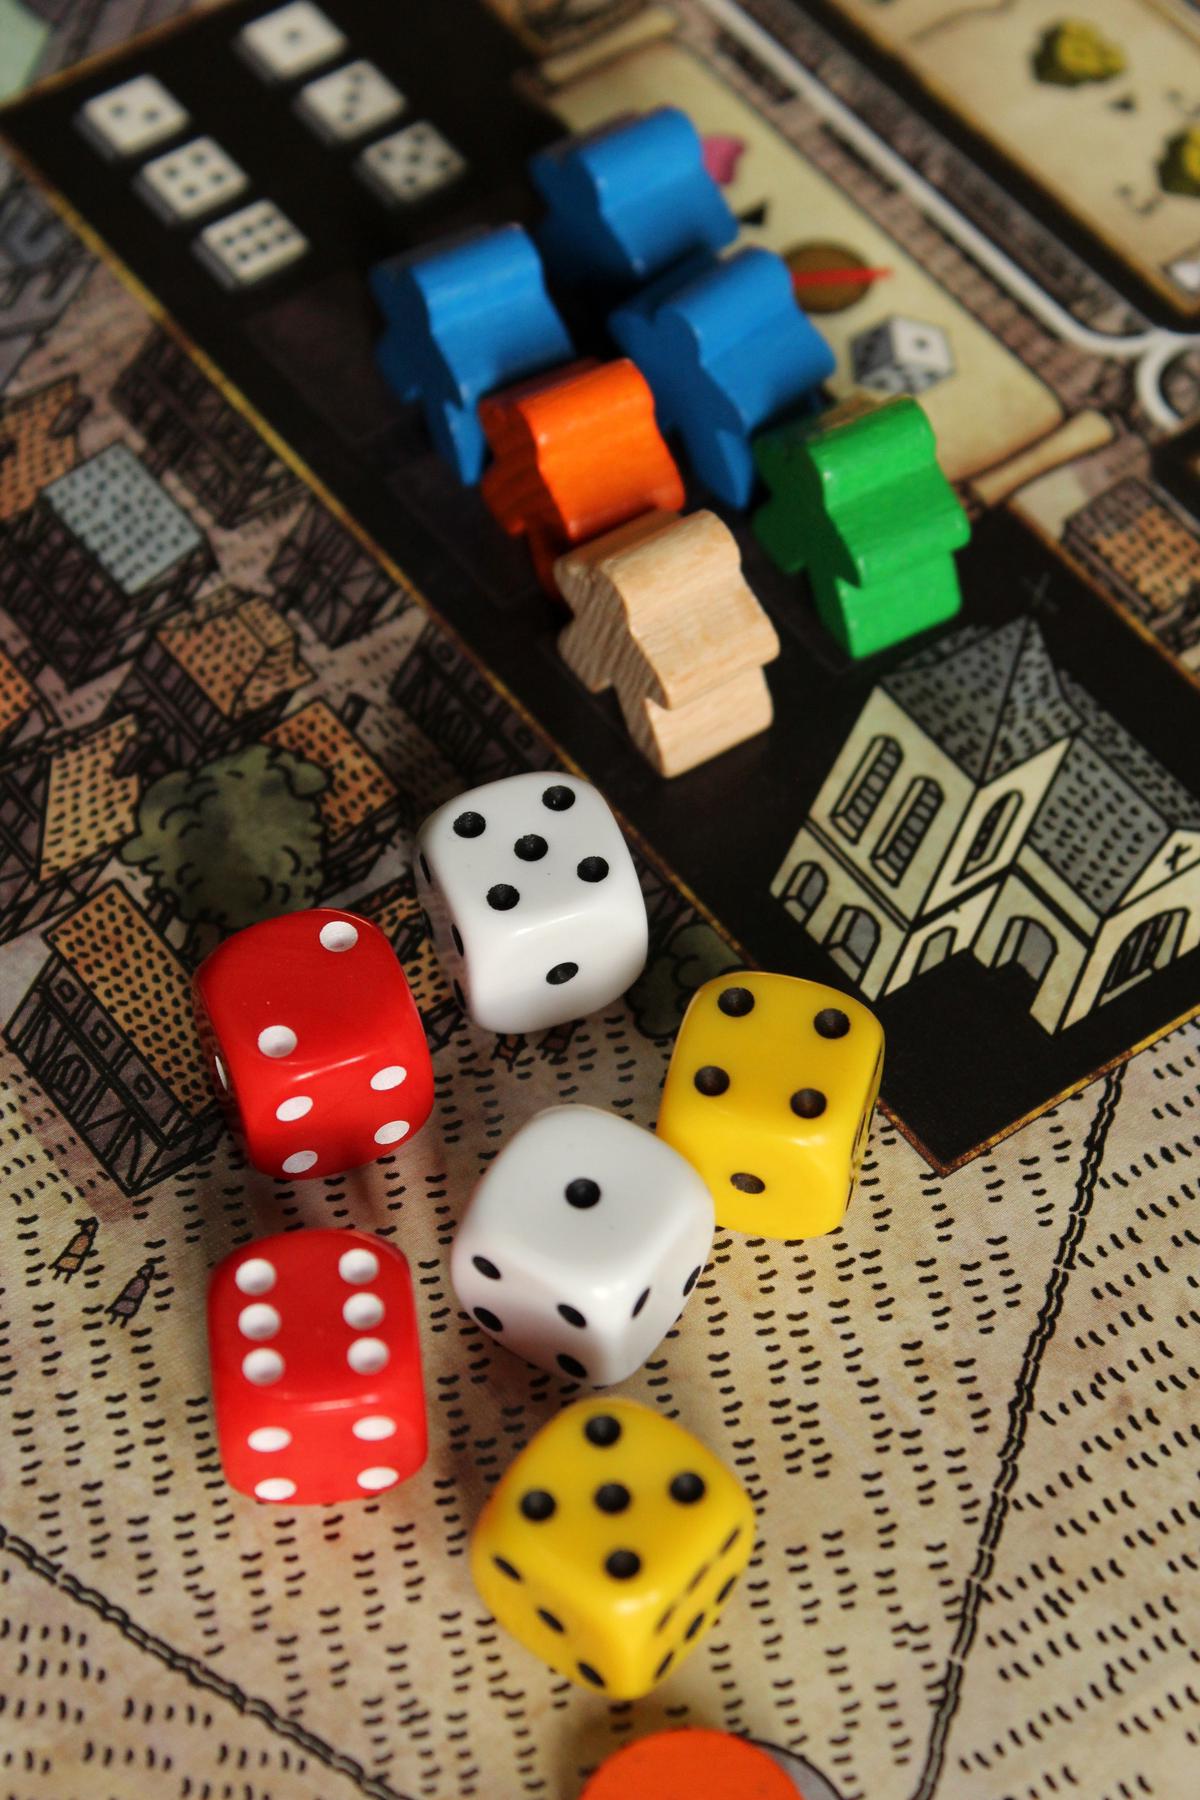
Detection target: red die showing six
<box><xmin>193</xmin><ymin>907</ymin><xmax>433</xmax><ymax>1180</ymax></box>
<box><xmin>208</xmin><ymin>1229</ymin><xmax>427</xmax><ymax>1505</ymax></box>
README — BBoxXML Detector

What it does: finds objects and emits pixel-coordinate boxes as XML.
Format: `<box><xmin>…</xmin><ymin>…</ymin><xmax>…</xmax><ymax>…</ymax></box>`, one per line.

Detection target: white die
<box><xmin>237</xmin><ymin>3</ymin><xmax>347</xmax><ymax>82</ymax></box>
<box><xmin>415</xmin><ymin>772</ymin><xmax>648</xmax><ymax>1035</ymax></box>
<box><xmin>356</xmin><ymin>121</ymin><xmax>466</xmax><ymax>206</ymax></box>
<box><xmin>77</xmin><ymin>75</ymin><xmax>189</xmax><ymax>161</ymax></box>
<box><xmin>295</xmin><ymin>60</ymin><xmax>405</xmax><ymax>144</ymax></box>
<box><xmin>451</xmin><ymin>1105</ymin><xmax>714</xmax><ymax>1386</ymax></box>
<box><xmin>136</xmin><ymin>137</ymin><xmax>249</xmax><ymax>223</ymax></box>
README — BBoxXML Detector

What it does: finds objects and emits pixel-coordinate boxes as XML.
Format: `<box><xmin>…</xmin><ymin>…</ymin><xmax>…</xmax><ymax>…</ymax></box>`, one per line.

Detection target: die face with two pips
<box><xmin>208</xmin><ymin>1229</ymin><xmax>426</xmax><ymax>1506</ymax></box>
<box><xmin>193</xmin><ymin>907</ymin><xmax>433</xmax><ymax>1180</ymax></box>
<box><xmin>657</xmin><ymin>974</ymin><xmax>884</xmax><ymax>1239</ymax></box>
<box><xmin>451</xmin><ymin>1104</ymin><xmax>715</xmax><ymax>1386</ymax></box>
<box><xmin>415</xmin><ymin>772</ymin><xmax>648</xmax><ymax>1035</ymax></box>
<box><xmin>471</xmin><ymin>1398</ymin><xmax>753</xmax><ymax>1699</ymax></box>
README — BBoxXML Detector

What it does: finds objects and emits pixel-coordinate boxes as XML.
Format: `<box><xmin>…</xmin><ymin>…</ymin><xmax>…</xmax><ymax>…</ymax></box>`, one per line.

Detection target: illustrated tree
<box><xmin>121</xmin><ymin>742</ymin><xmax>328</xmax><ymax>960</ymax></box>
<box><xmin>627</xmin><ymin>918</ymin><xmax>743</xmax><ymax>1040</ymax></box>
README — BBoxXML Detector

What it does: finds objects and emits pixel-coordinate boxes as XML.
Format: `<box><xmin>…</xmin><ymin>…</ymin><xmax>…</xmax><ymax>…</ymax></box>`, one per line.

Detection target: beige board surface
<box><xmin>544</xmin><ymin>37</ymin><xmax>1063</xmax><ymax>481</ymax></box>
<box><xmin>820</xmin><ymin>0</ymin><xmax>1200</xmax><ymax>310</ymax></box>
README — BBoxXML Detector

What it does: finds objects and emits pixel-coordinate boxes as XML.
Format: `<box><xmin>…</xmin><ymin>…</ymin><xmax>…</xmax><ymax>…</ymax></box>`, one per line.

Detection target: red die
<box><xmin>193</xmin><ymin>907</ymin><xmax>433</xmax><ymax>1180</ymax></box>
<box><xmin>208</xmin><ymin>1229</ymin><xmax>427</xmax><ymax>1505</ymax></box>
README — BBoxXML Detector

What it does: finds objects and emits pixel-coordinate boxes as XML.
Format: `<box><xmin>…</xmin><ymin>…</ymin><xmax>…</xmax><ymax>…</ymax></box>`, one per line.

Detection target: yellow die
<box><xmin>657</xmin><ymin>974</ymin><xmax>883</xmax><ymax>1239</ymax></box>
<box><xmin>470</xmin><ymin>1397</ymin><xmax>753</xmax><ymax>1700</ymax></box>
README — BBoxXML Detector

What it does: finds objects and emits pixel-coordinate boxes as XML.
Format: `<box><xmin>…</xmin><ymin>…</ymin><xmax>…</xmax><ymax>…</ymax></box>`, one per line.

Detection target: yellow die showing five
<box><xmin>657</xmin><ymin>974</ymin><xmax>884</xmax><ymax>1239</ymax></box>
<box><xmin>470</xmin><ymin>1397</ymin><xmax>754</xmax><ymax>1699</ymax></box>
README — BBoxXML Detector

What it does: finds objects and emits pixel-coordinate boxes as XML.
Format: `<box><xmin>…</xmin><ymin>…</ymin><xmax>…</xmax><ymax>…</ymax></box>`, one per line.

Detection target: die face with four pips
<box><xmin>208</xmin><ymin>1229</ymin><xmax>427</xmax><ymax>1506</ymax></box>
<box><xmin>656</xmin><ymin>973</ymin><xmax>884</xmax><ymax>1239</ymax></box>
<box><xmin>415</xmin><ymin>772</ymin><xmax>648</xmax><ymax>1035</ymax></box>
<box><xmin>470</xmin><ymin>1398</ymin><xmax>753</xmax><ymax>1699</ymax></box>
<box><xmin>451</xmin><ymin>1104</ymin><xmax>715</xmax><ymax>1386</ymax></box>
<box><xmin>193</xmin><ymin>907</ymin><xmax>433</xmax><ymax>1181</ymax></box>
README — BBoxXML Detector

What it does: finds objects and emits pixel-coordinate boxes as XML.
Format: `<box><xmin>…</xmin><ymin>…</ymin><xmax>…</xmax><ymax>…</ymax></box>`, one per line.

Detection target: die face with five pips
<box><xmin>415</xmin><ymin>772</ymin><xmax>648</xmax><ymax>1035</ymax></box>
<box><xmin>193</xmin><ymin>907</ymin><xmax>433</xmax><ymax>1181</ymax></box>
<box><xmin>657</xmin><ymin>973</ymin><xmax>884</xmax><ymax>1239</ymax></box>
<box><xmin>451</xmin><ymin>1104</ymin><xmax>715</xmax><ymax>1386</ymax></box>
<box><xmin>208</xmin><ymin>1229</ymin><xmax>426</xmax><ymax>1507</ymax></box>
<box><xmin>470</xmin><ymin>1398</ymin><xmax>753</xmax><ymax>1699</ymax></box>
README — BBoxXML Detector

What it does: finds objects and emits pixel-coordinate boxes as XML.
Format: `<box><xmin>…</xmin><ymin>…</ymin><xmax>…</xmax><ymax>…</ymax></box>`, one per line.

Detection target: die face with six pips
<box><xmin>450</xmin><ymin>1104</ymin><xmax>714</xmax><ymax>1386</ymax></box>
<box><xmin>656</xmin><ymin>973</ymin><xmax>884</xmax><ymax>1239</ymax></box>
<box><xmin>415</xmin><ymin>772</ymin><xmax>648</xmax><ymax>1035</ymax></box>
<box><xmin>470</xmin><ymin>1398</ymin><xmax>753</xmax><ymax>1698</ymax></box>
<box><xmin>193</xmin><ymin>907</ymin><xmax>434</xmax><ymax>1181</ymax></box>
<box><xmin>208</xmin><ymin>1229</ymin><xmax>427</xmax><ymax>1506</ymax></box>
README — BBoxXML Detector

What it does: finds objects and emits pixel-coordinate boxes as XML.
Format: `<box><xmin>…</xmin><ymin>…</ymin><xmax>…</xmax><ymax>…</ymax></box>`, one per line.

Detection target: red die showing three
<box><xmin>193</xmin><ymin>908</ymin><xmax>433</xmax><ymax>1180</ymax></box>
<box><xmin>209</xmin><ymin>1229</ymin><xmax>427</xmax><ymax>1505</ymax></box>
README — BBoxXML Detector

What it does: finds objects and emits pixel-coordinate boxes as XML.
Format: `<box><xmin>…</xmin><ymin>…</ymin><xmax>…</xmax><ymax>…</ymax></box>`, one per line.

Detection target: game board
<box><xmin>0</xmin><ymin>2</ymin><xmax>1197</xmax><ymax>1797</ymax></box>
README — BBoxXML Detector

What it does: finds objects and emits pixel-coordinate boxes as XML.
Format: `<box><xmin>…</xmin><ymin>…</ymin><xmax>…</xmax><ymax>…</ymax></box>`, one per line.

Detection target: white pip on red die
<box><xmin>193</xmin><ymin>907</ymin><xmax>433</xmax><ymax>1180</ymax></box>
<box><xmin>209</xmin><ymin>1230</ymin><xmax>426</xmax><ymax>1505</ymax></box>
<box><xmin>450</xmin><ymin>1105</ymin><xmax>714</xmax><ymax>1385</ymax></box>
<box><xmin>415</xmin><ymin>773</ymin><xmax>648</xmax><ymax>1034</ymax></box>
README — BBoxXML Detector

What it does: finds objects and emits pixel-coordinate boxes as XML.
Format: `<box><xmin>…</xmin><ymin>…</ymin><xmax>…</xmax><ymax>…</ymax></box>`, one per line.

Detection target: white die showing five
<box><xmin>416</xmin><ymin>773</ymin><xmax>648</xmax><ymax>1035</ymax></box>
<box><xmin>451</xmin><ymin>1105</ymin><xmax>714</xmax><ymax>1387</ymax></box>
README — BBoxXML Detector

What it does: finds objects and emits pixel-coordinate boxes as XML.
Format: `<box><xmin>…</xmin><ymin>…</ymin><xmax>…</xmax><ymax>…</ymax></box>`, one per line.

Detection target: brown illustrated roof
<box><xmin>263</xmin><ymin>700</ymin><xmax>396</xmax><ymax>843</ymax></box>
<box><xmin>0</xmin><ymin>377</ymin><xmax>82</xmax><ymax>520</ymax></box>
<box><xmin>156</xmin><ymin>586</ymin><xmax>311</xmax><ymax>718</ymax></box>
<box><xmin>40</xmin><ymin>715</ymin><xmax>140</xmax><ymax>879</ymax></box>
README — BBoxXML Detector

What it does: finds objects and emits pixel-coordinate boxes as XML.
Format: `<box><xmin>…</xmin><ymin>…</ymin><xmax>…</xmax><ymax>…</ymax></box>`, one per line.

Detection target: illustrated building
<box><xmin>391</xmin><ymin>623</ymin><xmax>551</xmax><ymax>785</ymax></box>
<box><xmin>0</xmin><ymin>176</ymin><xmax>91</xmax><ymax>387</ymax></box>
<box><xmin>0</xmin><ymin>642</ymin><xmax>41</xmax><ymax>750</ymax></box>
<box><xmin>1062</xmin><ymin>478</ymin><xmax>1200</xmax><ymax>667</ymax></box>
<box><xmin>113</xmin><ymin>330</ymin><xmax>300</xmax><ymax>527</ymax></box>
<box><xmin>0</xmin><ymin>713</ymin><xmax>139</xmax><ymax>945</ymax></box>
<box><xmin>111</xmin><ymin>584</ymin><xmax>312</xmax><ymax>778</ymax></box>
<box><xmin>6</xmin><ymin>881</ymin><xmax>222</xmax><ymax>1193</ymax></box>
<box><xmin>0</xmin><ymin>375</ymin><xmax>87</xmax><ymax>518</ymax></box>
<box><xmin>263</xmin><ymin>698</ymin><xmax>402</xmax><ymax>894</ymax></box>
<box><xmin>268</xmin><ymin>499</ymin><xmax>402</xmax><ymax>647</ymax></box>
<box><xmin>0</xmin><ymin>442</ymin><xmax>211</xmax><ymax>685</ymax></box>
<box><xmin>772</xmin><ymin>619</ymin><xmax>1200</xmax><ymax>1033</ymax></box>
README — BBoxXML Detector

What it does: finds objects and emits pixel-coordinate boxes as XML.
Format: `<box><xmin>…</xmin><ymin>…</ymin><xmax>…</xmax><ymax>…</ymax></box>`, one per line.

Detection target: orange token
<box><xmin>581</xmin><ymin>1729</ymin><xmax>797</xmax><ymax>1799</ymax></box>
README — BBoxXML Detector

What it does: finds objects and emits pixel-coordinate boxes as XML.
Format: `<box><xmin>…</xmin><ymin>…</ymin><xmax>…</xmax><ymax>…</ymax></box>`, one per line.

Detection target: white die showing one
<box><xmin>295</xmin><ymin>60</ymin><xmax>405</xmax><ymax>143</ymax></box>
<box><xmin>357</xmin><ymin>121</ymin><xmax>466</xmax><ymax>206</ymax></box>
<box><xmin>77</xmin><ymin>75</ymin><xmax>189</xmax><ymax>161</ymax></box>
<box><xmin>451</xmin><ymin>1105</ymin><xmax>715</xmax><ymax>1386</ymax></box>
<box><xmin>136</xmin><ymin>137</ymin><xmax>249</xmax><ymax>223</ymax></box>
<box><xmin>850</xmin><ymin>314</ymin><xmax>953</xmax><ymax>396</ymax></box>
<box><xmin>415</xmin><ymin>772</ymin><xmax>648</xmax><ymax>1035</ymax></box>
<box><xmin>237</xmin><ymin>3</ymin><xmax>347</xmax><ymax>82</ymax></box>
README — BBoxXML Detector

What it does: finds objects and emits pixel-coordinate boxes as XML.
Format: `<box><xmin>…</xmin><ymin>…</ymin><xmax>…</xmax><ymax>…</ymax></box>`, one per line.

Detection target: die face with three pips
<box><xmin>470</xmin><ymin>1397</ymin><xmax>753</xmax><ymax>1699</ymax></box>
<box><xmin>657</xmin><ymin>973</ymin><xmax>884</xmax><ymax>1239</ymax></box>
<box><xmin>415</xmin><ymin>771</ymin><xmax>648</xmax><ymax>1035</ymax></box>
<box><xmin>451</xmin><ymin>1104</ymin><xmax>715</xmax><ymax>1386</ymax></box>
<box><xmin>193</xmin><ymin>907</ymin><xmax>433</xmax><ymax>1181</ymax></box>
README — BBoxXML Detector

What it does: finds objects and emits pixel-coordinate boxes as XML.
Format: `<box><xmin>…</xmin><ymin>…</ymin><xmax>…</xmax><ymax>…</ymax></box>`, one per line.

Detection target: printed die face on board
<box><xmin>656</xmin><ymin>973</ymin><xmax>883</xmax><ymax>1240</ymax></box>
<box><xmin>471</xmin><ymin>1398</ymin><xmax>753</xmax><ymax>1699</ymax></box>
<box><xmin>416</xmin><ymin>773</ymin><xmax>648</xmax><ymax>1035</ymax></box>
<box><xmin>192</xmin><ymin>907</ymin><xmax>433</xmax><ymax>1180</ymax></box>
<box><xmin>208</xmin><ymin>1229</ymin><xmax>426</xmax><ymax>1505</ymax></box>
<box><xmin>451</xmin><ymin>1105</ymin><xmax>714</xmax><ymax>1386</ymax></box>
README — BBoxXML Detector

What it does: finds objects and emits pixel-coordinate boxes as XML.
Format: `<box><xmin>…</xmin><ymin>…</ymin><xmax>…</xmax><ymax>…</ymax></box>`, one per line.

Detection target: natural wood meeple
<box><xmin>114</xmin><ymin>330</ymin><xmax>300</xmax><ymax>528</ymax></box>
<box><xmin>6</xmin><ymin>881</ymin><xmax>220</xmax><ymax>1194</ymax></box>
<box><xmin>555</xmin><ymin>510</ymin><xmax>780</xmax><ymax>777</ymax></box>
<box><xmin>268</xmin><ymin>499</ymin><xmax>401</xmax><ymax>647</ymax></box>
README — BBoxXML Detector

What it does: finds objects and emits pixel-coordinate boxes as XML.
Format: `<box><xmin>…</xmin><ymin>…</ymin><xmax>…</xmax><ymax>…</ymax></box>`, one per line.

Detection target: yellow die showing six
<box><xmin>656</xmin><ymin>974</ymin><xmax>884</xmax><ymax>1239</ymax></box>
<box><xmin>470</xmin><ymin>1397</ymin><xmax>754</xmax><ymax>1699</ymax></box>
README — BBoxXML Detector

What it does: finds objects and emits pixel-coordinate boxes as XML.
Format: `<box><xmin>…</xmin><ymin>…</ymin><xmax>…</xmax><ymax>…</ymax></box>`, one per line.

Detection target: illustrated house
<box><xmin>391</xmin><ymin>621</ymin><xmax>550</xmax><ymax>785</ymax></box>
<box><xmin>0</xmin><ymin>442</ymin><xmax>211</xmax><ymax>685</ymax></box>
<box><xmin>113</xmin><ymin>330</ymin><xmax>299</xmax><ymax>528</ymax></box>
<box><xmin>0</xmin><ymin>375</ymin><xmax>87</xmax><ymax>519</ymax></box>
<box><xmin>262</xmin><ymin>698</ymin><xmax>402</xmax><ymax>895</ymax></box>
<box><xmin>1063</xmin><ymin>478</ymin><xmax>1200</xmax><ymax>668</ymax></box>
<box><xmin>268</xmin><ymin>499</ymin><xmax>401</xmax><ymax>647</ymax></box>
<box><xmin>6</xmin><ymin>881</ymin><xmax>222</xmax><ymax>1194</ymax></box>
<box><xmin>0</xmin><ymin>642</ymin><xmax>40</xmax><ymax>750</ymax></box>
<box><xmin>773</xmin><ymin>619</ymin><xmax>1200</xmax><ymax>1033</ymax></box>
<box><xmin>0</xmin><ymin>179</ymin><xmax>91</xmax><ymax>387</ymax></box>
<box><xmin>112</xmin><ymin>584</ymin><xmax>312</xmax><ymax>778</ymax></box>
<box><xmin>0</xmin><ymin>713</ymin><xmax>139</xmax><ymax>946</ymax></box>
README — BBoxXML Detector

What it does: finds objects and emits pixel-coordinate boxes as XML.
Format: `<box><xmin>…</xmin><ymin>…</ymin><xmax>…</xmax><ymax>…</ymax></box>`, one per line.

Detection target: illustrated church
<box><xmin>772</xmin><ymin>619</ymin><xmax>1200</xmax><ymax>1034</ymax></box>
